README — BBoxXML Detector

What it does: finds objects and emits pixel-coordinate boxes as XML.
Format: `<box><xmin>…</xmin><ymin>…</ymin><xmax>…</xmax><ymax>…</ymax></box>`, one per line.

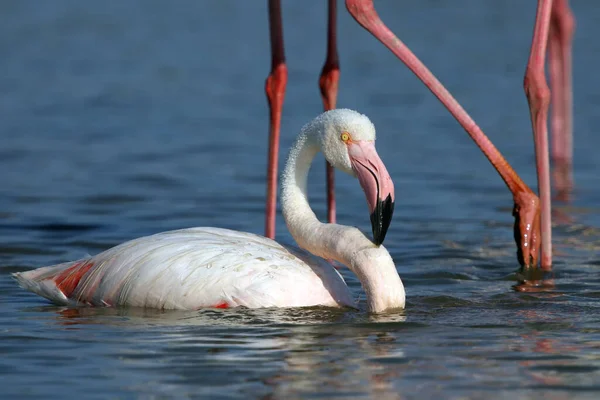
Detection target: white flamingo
<box><xmin>13</xmin><ymin>109</ymin><xmax>405</xmax><ymax>313</ymax></box>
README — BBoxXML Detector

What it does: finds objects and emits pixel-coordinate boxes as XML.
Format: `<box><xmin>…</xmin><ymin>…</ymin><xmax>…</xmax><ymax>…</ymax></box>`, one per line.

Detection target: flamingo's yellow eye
<box><xmin>341</xmin><ymin>132</ymin><xmax>350</xmax><ymax>142</ymax></box>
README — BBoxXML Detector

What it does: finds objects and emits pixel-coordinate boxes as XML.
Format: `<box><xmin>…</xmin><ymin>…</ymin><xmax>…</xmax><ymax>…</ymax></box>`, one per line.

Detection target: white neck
<box><xmin>280</xmin><ymin>129</ymin><xmax>405</xmax><ymax>313</ymax></box>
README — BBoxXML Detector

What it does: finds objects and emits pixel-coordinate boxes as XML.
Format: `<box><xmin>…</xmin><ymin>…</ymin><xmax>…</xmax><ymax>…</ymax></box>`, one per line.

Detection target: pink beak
<box><xmin>347</xmin><ymin>140</ymin><xmax>395</xmax><ymax>245</ymax></box>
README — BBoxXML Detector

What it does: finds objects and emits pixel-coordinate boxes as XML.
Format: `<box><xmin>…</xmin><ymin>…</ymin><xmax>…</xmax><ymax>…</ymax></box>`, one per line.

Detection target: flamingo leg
<box><xmin>319</xmin><ymin>0</ymin><xmax>340</xmax><ymax>224</ymax></box>
<box><xmin>345</xmin><ymin>0</ymin><xmax>541</xmax><ymax>268</ymax></box>
<box><xmin>524</xmin><ymin>0</ymin><xmax>553</xmax><ymax>270</ymax></box>
<box><xmin>265</xmin><ymin>0</ymin><xmax>288</xmax><ymax>239</ymax></box>
<box><xmin>548</xmin><ymin>0</ymin><xmax>575</xmax><ymax>201</ymax></box>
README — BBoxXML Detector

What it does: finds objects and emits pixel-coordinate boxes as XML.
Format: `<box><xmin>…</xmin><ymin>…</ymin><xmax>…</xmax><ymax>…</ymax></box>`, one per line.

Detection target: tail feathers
<box><xmin>12</xmin><ymin>260</ymin><xmax>88</xmax><ymax>306</ymax></box>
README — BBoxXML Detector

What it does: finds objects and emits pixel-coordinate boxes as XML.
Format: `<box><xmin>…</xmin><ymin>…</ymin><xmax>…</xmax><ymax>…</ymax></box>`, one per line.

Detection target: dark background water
<box><xmin>1</xmin><ymin>1</ymin><xmax>600</xmax><ymax>398</ymax></box>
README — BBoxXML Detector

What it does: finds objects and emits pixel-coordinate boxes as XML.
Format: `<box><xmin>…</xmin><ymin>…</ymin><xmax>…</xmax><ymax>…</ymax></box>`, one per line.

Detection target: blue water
<box><xmin>2</xmin><ymin>1</ymin><xmax>600</xmax><ymax>398</ymax></box>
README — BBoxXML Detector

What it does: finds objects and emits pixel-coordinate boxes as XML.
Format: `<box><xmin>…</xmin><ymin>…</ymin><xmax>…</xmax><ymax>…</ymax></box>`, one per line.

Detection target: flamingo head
<box><xmin>315</xmin><ymin>109</ymin><xmax>395</xmax><ymax>246</ymax></box>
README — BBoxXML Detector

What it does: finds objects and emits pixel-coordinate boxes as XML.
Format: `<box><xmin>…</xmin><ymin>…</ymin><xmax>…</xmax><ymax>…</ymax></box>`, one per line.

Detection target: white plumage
<box><xmin>14</xmin><ymin>109</ymin><xmax>406</xmax><ymax>313</ymax></box>
<box><xmin>14</xmin><ymin>228</ymin><xmax>354</xmax><ymax>310</ymax></box>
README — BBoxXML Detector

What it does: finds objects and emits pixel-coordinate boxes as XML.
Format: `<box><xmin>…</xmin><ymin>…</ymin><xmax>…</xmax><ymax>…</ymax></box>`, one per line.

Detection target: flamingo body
<box><xmin>15</xmin><ymin>109</ymin><xmax>405</xmax><ymax>313</ymax></box>
<box><xmin>13</xmin><ymin>227</ymin><xmax>355</xmax><ymax>310</ymax></box>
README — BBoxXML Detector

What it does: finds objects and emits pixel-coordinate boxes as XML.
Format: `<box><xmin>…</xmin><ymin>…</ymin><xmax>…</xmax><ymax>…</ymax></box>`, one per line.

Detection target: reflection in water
<box><xmin>47</xmin><ymin>305</ymin><xmax>354</xmax><ymax>328</ymax></box>
<box><xmin>512</xmin><ymin>309</ymin><xmax>584</xmax><ymax>391</ymax></box>
<box><xmin>22</xmin><ymin>304</ymin><xmax>415</xmax><ymax>397</ymax></box>
<box><xmin>27</xmin><ymin>300</ymin><xmax>600</xmax><ymax>396</ymax></box>
<box><xmin>49</xmin><ymin>306</ymin><xmax>400</xmax><ymax>397</ymax></box>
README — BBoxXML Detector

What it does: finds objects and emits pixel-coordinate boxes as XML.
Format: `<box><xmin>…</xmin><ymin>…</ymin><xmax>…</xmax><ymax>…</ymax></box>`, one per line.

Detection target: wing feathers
<box><xmin>14</xmin><ymin>227</ymin><xmax>354</xmax><ymax>310</ymax></box>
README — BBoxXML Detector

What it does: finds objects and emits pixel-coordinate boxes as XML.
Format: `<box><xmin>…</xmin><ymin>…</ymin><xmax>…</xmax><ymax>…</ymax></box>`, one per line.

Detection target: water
<box><xmin>1</xmin><ymin>0</ymin><xmax>600</xmax><ymax>398</ymax></box>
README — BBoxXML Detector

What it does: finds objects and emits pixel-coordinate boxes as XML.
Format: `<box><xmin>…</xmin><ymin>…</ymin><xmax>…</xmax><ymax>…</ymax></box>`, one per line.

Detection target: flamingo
<box><xmin>297</xmin><ymin>0</ymin><xmax>572</xmax><ymax>271</ymax></box>
<box><xmin>13</xmin><ymin>109</ymin><xmax>405</xmax><ymax>313</ymax></box>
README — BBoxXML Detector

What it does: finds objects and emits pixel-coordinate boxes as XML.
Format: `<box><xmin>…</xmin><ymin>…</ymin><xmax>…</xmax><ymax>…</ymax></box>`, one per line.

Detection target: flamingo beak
<box><xmin>347</xmin><ymin>140</ymin><xmax>395</xmax><ymax>246</ymax></box>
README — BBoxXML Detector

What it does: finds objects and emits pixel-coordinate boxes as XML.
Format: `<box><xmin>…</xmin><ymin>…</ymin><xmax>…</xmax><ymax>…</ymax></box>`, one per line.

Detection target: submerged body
<box><xmin>14</xmin><ymin>109</ymin><xmax>406</xmax><ymax>313</ymax></box>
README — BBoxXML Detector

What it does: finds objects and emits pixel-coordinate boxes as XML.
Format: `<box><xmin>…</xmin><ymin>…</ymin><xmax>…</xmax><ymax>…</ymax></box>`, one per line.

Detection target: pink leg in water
<box><xmin>345</xmin><ymin>0</ymin><xmax>541</xmax><ymax>268</ymax></box>
<box><xmin>523</xmin><ymin>0</ymin><xmax>553</xmax><ymax>270</ymax></box>
<box><xmin>319</xmin><ymin>0</ymin><xmax>341</xmax><ymax>224</ymax></box>
<box><xmin>548</xmin><ymin>0</ymin><xmax>575</xmax><ymax>202</ymax></box>
<box><xmin>264</xmin><ymin>0</ymin><xmax>288</xmax><ymax>239</ymax></box>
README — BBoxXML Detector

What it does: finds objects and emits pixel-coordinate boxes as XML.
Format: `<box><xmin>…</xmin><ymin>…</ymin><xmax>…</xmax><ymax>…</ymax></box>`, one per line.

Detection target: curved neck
<box><xmin>280</xmin><ymin>130</ymin><xmax>405</xmax><ymax>312</ymax></box>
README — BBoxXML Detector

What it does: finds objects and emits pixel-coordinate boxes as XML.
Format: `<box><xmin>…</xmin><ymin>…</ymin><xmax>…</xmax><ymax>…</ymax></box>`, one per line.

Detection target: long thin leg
<box><xmin>345</xmin><ymin>0</ymin><xmax>541</xmax><ymax>268</ymax></box>
<box><xmin>548</xmin><ymin>0</ymin><xmax>575</xmax><ymax>201</ymax></box>
<box><xmin>547</xmin><ymin>31</ymin><xmax>565</xmax><ymax>196</ymax></box>
<box><xmin>319</xmin><ymin>0</ymin><xmax>340</xmax><ymax>224</ymax></box>
<box><xmin>524</xmin><ymin>0</ymin><xmax>553</xmax><ymax>270</ymax></box>
<box><xmin>265</xmin><ymin>0</ymin><xmax>288</xmax><ymax>239</ymax></box>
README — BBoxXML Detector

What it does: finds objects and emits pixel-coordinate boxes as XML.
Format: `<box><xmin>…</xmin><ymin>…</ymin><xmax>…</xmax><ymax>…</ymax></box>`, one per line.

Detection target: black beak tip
<box><xmin>370</xmin><ymin>195</ymin><xmax>395</xmax><ymax>246</ymax></box>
